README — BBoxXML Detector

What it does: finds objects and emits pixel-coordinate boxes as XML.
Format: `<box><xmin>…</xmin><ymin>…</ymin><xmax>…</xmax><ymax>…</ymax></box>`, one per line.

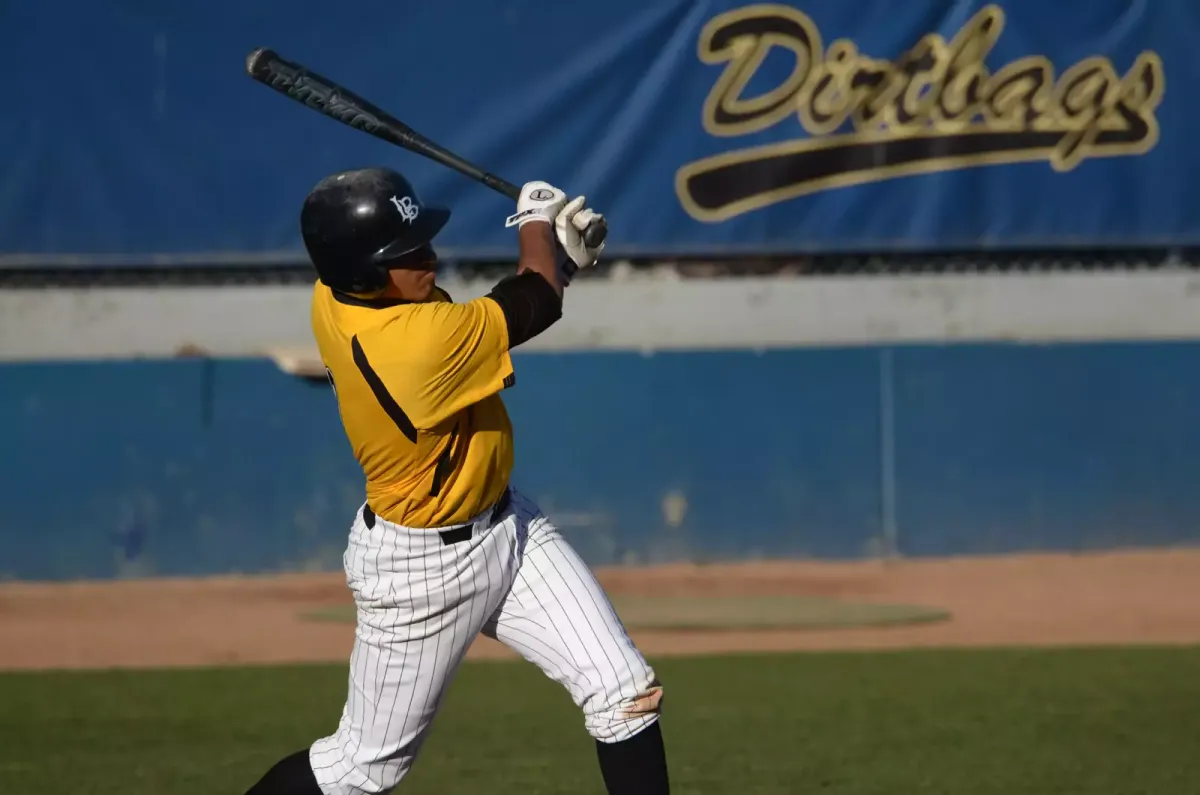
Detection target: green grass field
<box><xmin>2</xmin><ymin>646</ymin><xmax>1198</xmax><ymax>795</ymax></box>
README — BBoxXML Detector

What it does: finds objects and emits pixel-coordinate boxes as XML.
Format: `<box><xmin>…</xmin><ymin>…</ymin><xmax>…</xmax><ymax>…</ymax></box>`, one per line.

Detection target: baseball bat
<box><xmin>244</xmin><ymin>47</ymin><xmax>607</xmax><ymax>260</ymax></box>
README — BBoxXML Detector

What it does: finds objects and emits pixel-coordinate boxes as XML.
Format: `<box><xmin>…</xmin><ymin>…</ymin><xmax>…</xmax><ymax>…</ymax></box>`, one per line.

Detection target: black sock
<box><xmin>244</xmin><ymin>749</ymin><xmax>324</xmax><ymax>795</ymax></box>
<box><xmin>595</xmin><ymin>721</ymin><xmax>670</xmax><ymax>795</ymax></box>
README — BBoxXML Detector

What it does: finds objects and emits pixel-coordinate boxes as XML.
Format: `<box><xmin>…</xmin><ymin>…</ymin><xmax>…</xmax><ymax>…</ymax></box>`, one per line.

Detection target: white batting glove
<box><xmin>555</xmin><ymin>196</ymin><xmax>606</xmax><ymax>270</ymax></box>
<box><xmin>505</xmin><ymin>181</ymin><xmax>568</xmax><ymax>229</ymax></box>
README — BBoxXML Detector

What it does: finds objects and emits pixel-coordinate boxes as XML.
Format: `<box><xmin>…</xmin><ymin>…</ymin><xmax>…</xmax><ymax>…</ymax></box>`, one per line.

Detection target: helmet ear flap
<box><xmin>336</xmin><ymin>261</ymin><xmax>391</xmax><ymax>294</ymax></box>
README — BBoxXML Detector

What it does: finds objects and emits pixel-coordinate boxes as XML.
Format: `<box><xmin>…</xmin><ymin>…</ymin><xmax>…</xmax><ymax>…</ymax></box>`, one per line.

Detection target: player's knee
<box><xmin>584</xmin><ymin>679</ymin><xmax>665</xmax><ymax>743</ymax></box>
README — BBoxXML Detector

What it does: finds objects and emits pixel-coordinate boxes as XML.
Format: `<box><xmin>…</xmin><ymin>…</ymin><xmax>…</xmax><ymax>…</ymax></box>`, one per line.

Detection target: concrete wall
<box><xmin>7</xmin><ymin>270</ymin><xmax>1200</xmax><ymax>361</ymax></box>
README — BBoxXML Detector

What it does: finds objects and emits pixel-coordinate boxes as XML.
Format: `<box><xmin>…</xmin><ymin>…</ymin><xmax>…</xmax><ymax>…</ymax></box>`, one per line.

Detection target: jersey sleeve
<box><xmin>366</xmin><ymin>297</ymin><xmax>514</xmax><ymax>430</ymax></box>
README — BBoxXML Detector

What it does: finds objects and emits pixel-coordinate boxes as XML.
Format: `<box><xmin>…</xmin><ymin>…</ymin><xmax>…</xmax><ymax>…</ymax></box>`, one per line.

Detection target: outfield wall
<box><xmin>3</xmin><ymin>273</ymin><xmax>1200</xmax><ymax>581</ymax></box>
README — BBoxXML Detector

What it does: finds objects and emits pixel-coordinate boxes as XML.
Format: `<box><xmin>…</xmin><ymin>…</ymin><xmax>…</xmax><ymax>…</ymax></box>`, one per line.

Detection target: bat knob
<box><xmin>561</xmin><ymin>219</ymin><xmax>607</xmax><ymax>282</ymax></box>
<box><xmin>245</xmin><ymin>47</ymin><xmax>277</xmax><ymax>77</ymax></box>
<box><xmin>583</xmin><ymin>218</ymin><xmax>607</xmax><ymax>250</ymax></box>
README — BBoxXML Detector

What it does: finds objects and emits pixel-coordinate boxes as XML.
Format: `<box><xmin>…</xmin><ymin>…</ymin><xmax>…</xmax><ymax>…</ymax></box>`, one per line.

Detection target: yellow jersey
<box><xmin>311</xmin><ymin>282</ymin><xmax>515</xmax><ymax>527</ymax></box>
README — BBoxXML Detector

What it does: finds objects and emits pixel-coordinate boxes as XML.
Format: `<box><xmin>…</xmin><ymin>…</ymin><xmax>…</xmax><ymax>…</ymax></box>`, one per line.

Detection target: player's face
<box><xmin>387</xmin><ymin>244</ymin><xmax>439</xmax><ymax>301</ymax></box>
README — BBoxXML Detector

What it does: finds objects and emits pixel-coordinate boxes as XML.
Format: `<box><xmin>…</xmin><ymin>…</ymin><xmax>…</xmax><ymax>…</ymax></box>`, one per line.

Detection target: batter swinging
<box><xmin>242</xmin><ymin>168</ymin><xmax>670</xmax><ymax>795</ymax></box>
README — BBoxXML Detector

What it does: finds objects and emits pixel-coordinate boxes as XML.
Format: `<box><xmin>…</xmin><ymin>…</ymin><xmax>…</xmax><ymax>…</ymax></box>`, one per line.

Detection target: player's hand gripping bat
<box><xmin>245</xmin><ymin>48</ymin><xmax>607</xmax><ymax>272</ymax></box>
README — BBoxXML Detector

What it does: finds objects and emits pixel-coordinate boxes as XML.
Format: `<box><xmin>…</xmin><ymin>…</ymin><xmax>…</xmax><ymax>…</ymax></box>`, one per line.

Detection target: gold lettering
<box><xmin>895</xmin><ymin>38</ymin><xmax>948</xmax><ymax>128</ymax></box>
<box><xmin>798</xmin><ymin>41</ymin><xmax>860</xmax><ymax>135</ymax></box>
<box><xmin>679</xmin><ymin>3</ymin><xmax>1166</xmax><ymax>223</ymax></box>
<box><xmin>851</xmin><ymin>59</ymin><xmax>905</xmax><ymax>130</ymax></box>
<box><xmin>697</xmin><ymin>5</ymin><xmax>823</xmax><ymax>137</ymax></box>
<box><xmin>982</xmin><ymin>57</ymin><xmax>1053</xmax><ymax>131</ymax></box>
<box><xmin>1048</xmin><ymin>57</ymin><xmax>1122</xmax><ymax>170</ymax></box>
<box><xmin>934</xmin><ymin>6</ymin><xmax>1003</xmax><ymax>128</ymax></box>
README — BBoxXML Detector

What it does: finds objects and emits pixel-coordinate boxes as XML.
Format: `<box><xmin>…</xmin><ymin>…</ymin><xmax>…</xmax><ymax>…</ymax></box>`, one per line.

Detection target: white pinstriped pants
<box><xmin>309</xmin><ymin>488</ymin><xmax>662</xmax><ymax>795</ymax></box>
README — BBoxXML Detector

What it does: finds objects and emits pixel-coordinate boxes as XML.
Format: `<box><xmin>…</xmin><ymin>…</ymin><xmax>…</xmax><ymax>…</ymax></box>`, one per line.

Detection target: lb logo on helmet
<box><xmin>389</xmin><ymin>195</ymin><xmax>420</xmax><ymax>223</ymax></box>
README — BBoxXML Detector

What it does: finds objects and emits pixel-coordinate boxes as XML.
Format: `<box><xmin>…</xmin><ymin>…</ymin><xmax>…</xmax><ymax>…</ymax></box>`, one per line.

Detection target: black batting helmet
<box><xmin>300</xmin><ymin>167</ymin><xmax>450</xmax><ymax>293</ymax></box>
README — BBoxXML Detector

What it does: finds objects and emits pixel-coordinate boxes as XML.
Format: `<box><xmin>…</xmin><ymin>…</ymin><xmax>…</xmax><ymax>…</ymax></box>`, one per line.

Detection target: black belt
<box><xmin>361</xmin><ymin>487</ymin><xmax>511</xmax><ymax>545</ymax></box>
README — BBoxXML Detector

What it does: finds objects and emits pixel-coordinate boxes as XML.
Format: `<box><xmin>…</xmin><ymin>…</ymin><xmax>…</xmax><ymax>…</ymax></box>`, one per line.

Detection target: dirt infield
<box><xmin>2</xmin><ymin>549</ymin><xmax>1199</xmax><ymax>671</ymax></box>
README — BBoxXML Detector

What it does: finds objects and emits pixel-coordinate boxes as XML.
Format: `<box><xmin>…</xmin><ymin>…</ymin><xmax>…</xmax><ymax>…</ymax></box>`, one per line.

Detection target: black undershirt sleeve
<box><xmin>486</xmin><ymin>270</ymin><xmax>563</xmax><ymax>349</ymax></box>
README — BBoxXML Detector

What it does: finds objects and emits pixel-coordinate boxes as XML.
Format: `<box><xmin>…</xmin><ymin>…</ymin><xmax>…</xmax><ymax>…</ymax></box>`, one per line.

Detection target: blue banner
<box><xmin>1</xmin><ymin>1</ymin><xmax>1196</xmax><ymax>263</ymax></box>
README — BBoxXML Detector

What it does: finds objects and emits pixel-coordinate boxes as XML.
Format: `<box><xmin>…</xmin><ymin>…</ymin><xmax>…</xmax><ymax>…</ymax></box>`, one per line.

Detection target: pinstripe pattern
<box><xmin>309</xmin><ymin>487</ymin><xmax>659</xmax><ymax>795</ymax></box>
<box><xmin>484</xmin><ymin>490</ymin><xmax>660</xmax><ymax>744</ymax></box>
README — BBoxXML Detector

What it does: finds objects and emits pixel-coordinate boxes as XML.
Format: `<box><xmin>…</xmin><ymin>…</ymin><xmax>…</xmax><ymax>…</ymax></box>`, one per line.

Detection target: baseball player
<box><xmin>242</xmin><ymin>167</ymin><xmax>670</xmax><ymax>795</ymax></box>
